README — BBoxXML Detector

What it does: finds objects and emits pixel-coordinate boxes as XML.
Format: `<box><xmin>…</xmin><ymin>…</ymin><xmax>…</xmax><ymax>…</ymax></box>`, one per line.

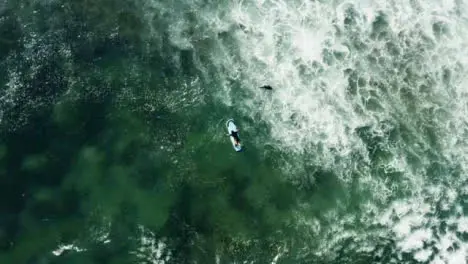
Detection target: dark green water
<box><xmin>1</xmin><ymin>0</ymin><xmax>468</xmax><ymax>263</ymax></box>
<box><xmin>0</xmin><ymin>1</ymin><xmax>298</xmax><ymax>263</ymax></box>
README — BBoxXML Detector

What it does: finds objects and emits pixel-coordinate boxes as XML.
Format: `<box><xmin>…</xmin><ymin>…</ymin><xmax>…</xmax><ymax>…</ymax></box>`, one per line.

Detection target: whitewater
<box><xmin>142</xmin><ymin>0</ymin><xmax>468</xmax><ymax>263</ymax></box>
<box><xmin>2</xmin><ymin>0</ymin><xmax>468</xmax><ymax>263</ymax></box>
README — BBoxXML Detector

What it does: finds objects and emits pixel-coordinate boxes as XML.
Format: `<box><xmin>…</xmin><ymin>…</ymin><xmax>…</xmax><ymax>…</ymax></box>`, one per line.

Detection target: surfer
<box><xmin>260</xmin><ymin>85</ymin><xmax>273</xmax><ymax>90</ymax></box>
<box><xmin>226</xmin><ymin>119</ymin><xmax>242</xmax><ymax>151</ymax></box>
<box><xmin>228</xmin><ymin>129</ymin><xmax>241</xmax><ymax>146</ymax></box>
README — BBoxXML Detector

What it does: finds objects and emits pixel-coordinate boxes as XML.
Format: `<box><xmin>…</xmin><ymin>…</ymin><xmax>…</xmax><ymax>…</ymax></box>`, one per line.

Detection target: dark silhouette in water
<box><xmin>260</xmin><ymin>85</ymin><xmax>273</xmax><ymax>90</ymax></box>
<box><xmin>230</xmin><ymin>130</ymin><xmax>241</xmax><ymax>146</ymax></box>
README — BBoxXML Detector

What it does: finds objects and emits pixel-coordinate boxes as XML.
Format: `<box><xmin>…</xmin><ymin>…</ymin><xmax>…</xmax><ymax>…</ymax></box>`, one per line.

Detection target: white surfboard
<box><xmin>226</xmin><ymin>119</ymin><xmax>242</xmax><ymax>152</ymax></box>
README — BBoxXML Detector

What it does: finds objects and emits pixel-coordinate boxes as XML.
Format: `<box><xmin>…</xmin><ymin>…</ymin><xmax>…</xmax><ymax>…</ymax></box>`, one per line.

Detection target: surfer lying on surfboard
<box><xmin>226</xmin><ymin>119</ymin><xmax>242</xmax><ymax>151</ymax></box>
<box><xmin>227</xmin><ymin>129</ymin><xmax>241</xmax><ymax>146</ymax></box>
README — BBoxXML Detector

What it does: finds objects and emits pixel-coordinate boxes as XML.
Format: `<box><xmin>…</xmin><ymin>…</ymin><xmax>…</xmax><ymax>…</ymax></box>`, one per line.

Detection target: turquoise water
<box><xmin>1</xmin><ymin>0</ymin><xmax>468</xmax><ymax>263</ymax></box>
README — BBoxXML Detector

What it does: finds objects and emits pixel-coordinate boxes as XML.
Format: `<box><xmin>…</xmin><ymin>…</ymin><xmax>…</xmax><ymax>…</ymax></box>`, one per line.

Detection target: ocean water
<box><xmin>1</xmin><ymin>0</ymin><xmax>468</xmax><ymax>263</ymax></box>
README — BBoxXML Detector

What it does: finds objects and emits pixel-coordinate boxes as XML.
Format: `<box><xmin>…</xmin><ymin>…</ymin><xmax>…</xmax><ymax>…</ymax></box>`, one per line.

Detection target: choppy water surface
<box><xmin>1</xmin><ymin>0</ymin><xmax>468</xmax><ymax>263</ymax></box>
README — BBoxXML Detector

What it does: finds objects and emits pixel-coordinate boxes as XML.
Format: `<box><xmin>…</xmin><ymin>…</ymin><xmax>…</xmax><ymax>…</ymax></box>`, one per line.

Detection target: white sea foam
<box><xmin>135</xmin><ymin>0</ymin><xmax>468</xmax><ymax>262</ymax></box>
<box><xmin>218</xmin><ymin>0</ymin><xmax>468</xmax><ymax>262</ymax></box>
<box><xmin>51</xmin><ymin>243</ymin><xmax>85</xmax><ymax>256</ymax></box>
<box><xmin>132</xmin><ymin>226</ymin><xmax>171</xmax><ymax>264</ymax></box>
